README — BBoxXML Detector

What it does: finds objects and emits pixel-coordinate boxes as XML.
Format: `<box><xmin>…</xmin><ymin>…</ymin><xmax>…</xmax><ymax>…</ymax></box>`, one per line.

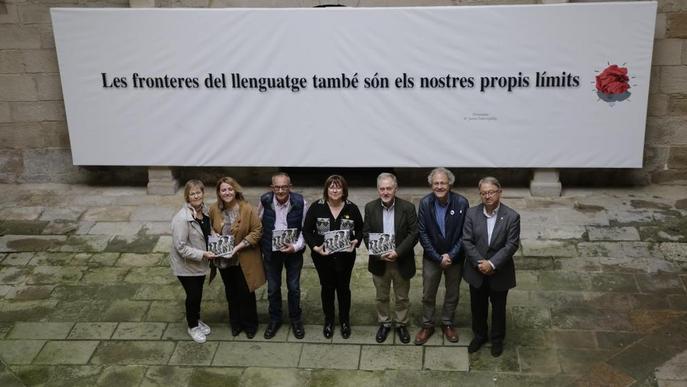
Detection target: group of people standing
<box><xmin>170</xmin><ymin>168</ymin><xmax>520</xmax><ymax>357</ymax></box>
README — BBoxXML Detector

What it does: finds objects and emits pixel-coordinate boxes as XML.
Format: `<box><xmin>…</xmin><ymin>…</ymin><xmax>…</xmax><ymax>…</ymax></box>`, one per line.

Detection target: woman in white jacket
<box><xmin>170</xmin><ymin>180</ymin><xmax>216</xmax><ymax>343</ymax></box>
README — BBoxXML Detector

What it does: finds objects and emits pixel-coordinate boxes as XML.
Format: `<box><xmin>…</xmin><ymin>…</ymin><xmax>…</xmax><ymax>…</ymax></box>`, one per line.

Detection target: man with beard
<box><xmin>363</xmin><ymin>173</ymin><xmax>418</xmax><ymax>343</ymax></box>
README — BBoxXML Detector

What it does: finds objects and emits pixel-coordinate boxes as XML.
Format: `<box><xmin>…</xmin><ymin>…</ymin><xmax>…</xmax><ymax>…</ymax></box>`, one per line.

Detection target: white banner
<box><xmin>51</xmin><ymin>3</ymin><xmax>656</xmax><ymax>168</ymax></box>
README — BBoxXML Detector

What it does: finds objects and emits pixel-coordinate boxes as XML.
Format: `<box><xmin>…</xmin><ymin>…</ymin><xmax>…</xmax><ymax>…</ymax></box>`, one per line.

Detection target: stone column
<box><xmin>147</xmin><ymin>166</ymin><xmax>179</xmax><ymax>195</ymax></box>
<box><xmin>530</xmin><ymin>169</ymin><xmax>562</xmax><ymax>197</ymax></box>
<box><xmin>529</xmin><ymin>0</ymin><xmax>569</xmax><ymax>196</ymax></box>
<box><xmin>128</xmin><ymin>0</ymin><xmax>176</xmax><ymax>195</ymax></box>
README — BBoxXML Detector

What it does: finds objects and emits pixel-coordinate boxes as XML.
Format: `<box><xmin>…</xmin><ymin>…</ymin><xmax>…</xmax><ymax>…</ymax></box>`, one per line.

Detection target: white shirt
<box><xmin>483</xmin><ymin>204</ymin><xmax>500</xmax><ymax>246</ymax></box>
<box><xmin>483</xmin><ymin>204</ymin><xmax>500</xmax><ymax>269</ymax></box>
<box><xmin>258</xmin><ymin>195</ymin><xmax>307</xmax><ymax>251</ymax></box>
<box><xmin>381</xmin><ymin>199</ymin><xmax>395</xmax><ymax>236</ymax></box>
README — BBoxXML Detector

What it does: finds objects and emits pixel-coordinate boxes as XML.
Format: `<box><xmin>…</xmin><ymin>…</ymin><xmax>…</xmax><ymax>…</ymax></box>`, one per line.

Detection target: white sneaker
<box><xmin>198</xmin><ymin>320</ymin><xmax>211</xmax><ymax>336</ymax></box>
<box><xmin>187</xmin><ymin>326</ymin><xmax>206</xmax><ymax>343</ymax></box>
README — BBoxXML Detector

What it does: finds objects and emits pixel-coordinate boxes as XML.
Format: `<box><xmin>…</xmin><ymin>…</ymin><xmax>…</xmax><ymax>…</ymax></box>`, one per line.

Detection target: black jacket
<box><xmin>363</xmin><ymin>197</ymin><xmax>418</xmax><ymax>280</ymax></box>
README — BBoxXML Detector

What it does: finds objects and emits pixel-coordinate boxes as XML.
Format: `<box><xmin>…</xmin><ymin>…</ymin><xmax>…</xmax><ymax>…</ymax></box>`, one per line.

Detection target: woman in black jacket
<box><xmin>303</xmin><ymin>175</ymin><xmax>363</xmax><ymax>339</ymax></box>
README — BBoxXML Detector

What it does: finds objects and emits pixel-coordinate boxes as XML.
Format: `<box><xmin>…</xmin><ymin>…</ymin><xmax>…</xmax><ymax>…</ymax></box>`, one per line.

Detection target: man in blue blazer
<box><xmin>462</xmin><ymin>176</ymin><xmax>520</xmax><ymax>357</ymax></box>
<box><xmin>415</xmin><ymin>168</ymin><xmax>469</xmax><ymax>345</ymax></box>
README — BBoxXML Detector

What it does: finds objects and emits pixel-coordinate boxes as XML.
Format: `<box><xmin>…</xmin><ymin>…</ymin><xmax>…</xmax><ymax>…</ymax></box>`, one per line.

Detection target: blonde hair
<box><xmin>183</xmin><ymin>180</ymin><xmax>204</xmax><ymax>203</ymax></box>
<box><xmin>215</xmin><ymin>176</ymin><xmax>245</xmax><ymax>209</ymax></box>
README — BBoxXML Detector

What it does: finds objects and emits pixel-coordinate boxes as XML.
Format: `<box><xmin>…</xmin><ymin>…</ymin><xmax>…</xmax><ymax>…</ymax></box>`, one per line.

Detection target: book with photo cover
<box><xmin>368</xmin><ymin>233</ymin><xmax>395</xmax><ymax>256</ymax></box>
<box><xmin>340</xmin><ymin>218</ymin><xmax>355</xmax><ymax>231</ymax></box>
<box><xmin>316</xmin><ymin>217</ymin><xmax>330</xmax><ymax>235</ymax></box>
<box><xmin>272</xmin><ymin>228</ymin><xmax>298</xmax><ymax>251</ymax></box>
<box><xmin>323</xmin><ymin>229</ymin><xmax>350</xmax><ymax>254</ymax></box>
<box><xmin>208</xmin><ymin>235</ymin><xmax>234</xmax><ymax>258</ymax></box>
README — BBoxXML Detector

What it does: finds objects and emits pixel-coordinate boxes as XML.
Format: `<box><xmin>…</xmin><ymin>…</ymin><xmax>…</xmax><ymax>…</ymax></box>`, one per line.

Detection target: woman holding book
<box><xmin>303</xmin><ymin>175</ymin><xmax>363</xmax><ymax>339</ymax></box>
<box><xmin>170</xmin><ymin>179</ymin><xmax>216</xmax><ymax>344</ymax></box>
<box><xmin>209</xmin><ymin>176</ymin><xmax>265</xmax><ymax>338</ymax></box>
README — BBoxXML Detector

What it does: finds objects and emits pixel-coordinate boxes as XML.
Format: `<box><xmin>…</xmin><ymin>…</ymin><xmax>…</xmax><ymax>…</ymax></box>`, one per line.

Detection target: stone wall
<box><xmin>649</xmin><ymin>0</ymin><xmax>687</xmax><ymax>184</ymax></box>
<box><xmin>0</xmin><ymin>0</ymin><xmax>685</xmax><ymax>185</ymax></box>
<box><xmin>0</xmin><ymin>0</ymin><xmax>139</xmax><ymax>184</ymax></box>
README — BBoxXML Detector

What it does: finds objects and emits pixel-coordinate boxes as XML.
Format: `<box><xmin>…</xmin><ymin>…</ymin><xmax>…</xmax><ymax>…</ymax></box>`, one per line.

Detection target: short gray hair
<box><xmin>478</xmin><ymin>176</ymin><xmax>501</xmax><ymax>190</ymax></box>
<box><xmin>377</xmin><ymin>172</ymin><xmax>398</xmax><ymax>188</ymax></box>
<box><xmin>427</xmin><ymin>167</ymin><xmax>455</xmax><ymax>186</ymax></box>
<box><xmin>271</xmin><ymin>172</ymin><xmax>291</xmax><ymax>185</ymax></box>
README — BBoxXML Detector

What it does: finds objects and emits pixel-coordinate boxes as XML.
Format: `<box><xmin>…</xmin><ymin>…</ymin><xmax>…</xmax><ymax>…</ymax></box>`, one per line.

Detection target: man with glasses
<box><xmin>462</xmin><ymin>177</ymin><xmax>520</xmax><ymax>357</ymax></box>
<box><xmin>258</xmin><ymin>173</ymin><xmax>307</xmax><ymax>339</ymax></box>
<box><xmin>415</xmin><ymin>167</ymin><xmax>469</xmax><ymax>345</ymax></box>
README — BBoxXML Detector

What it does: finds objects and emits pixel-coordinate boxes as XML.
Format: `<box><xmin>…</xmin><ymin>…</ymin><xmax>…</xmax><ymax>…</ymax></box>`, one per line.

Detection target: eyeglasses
<box><xmin>480</xmin><ymin>190</ymin><xmax>500</xmax><ymax>197</ymax></box>
<box><xmin>271</xmin><ymin>185</ymin><xmax>290</xmax><ymax>191</ymax></box>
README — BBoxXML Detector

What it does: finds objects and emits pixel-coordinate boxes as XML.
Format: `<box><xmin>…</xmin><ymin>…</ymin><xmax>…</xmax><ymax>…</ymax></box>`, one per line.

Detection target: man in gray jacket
<box><xmin>462</xmin><ymin>177</ymin><xmax>520</xmax><ymax>357</ymax></box>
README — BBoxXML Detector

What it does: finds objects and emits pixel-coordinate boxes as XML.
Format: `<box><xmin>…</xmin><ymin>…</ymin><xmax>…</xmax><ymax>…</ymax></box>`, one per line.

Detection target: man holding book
<box><xmin>363</xmin><ymin>173</ymin><xmax>419</xmax><ymax>343</ymax></box>
<box><xmin>258</xmin><ymin>173</ymin><xmax>307</xmax><ymax>339</ymax></box>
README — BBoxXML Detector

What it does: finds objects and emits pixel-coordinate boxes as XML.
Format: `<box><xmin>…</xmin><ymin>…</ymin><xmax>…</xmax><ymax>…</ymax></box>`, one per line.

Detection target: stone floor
<box><xmin>0</xmin><ymin>182</ymin><xmax>686</xmax><ymax>387</ymax></box>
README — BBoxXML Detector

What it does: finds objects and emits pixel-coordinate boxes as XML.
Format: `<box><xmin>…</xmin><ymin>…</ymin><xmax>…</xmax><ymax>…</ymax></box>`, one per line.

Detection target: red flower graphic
<box><xmin>595</xmin><ymin>65</ymin><xmax>630</xmax><ymax>95</ymax></box>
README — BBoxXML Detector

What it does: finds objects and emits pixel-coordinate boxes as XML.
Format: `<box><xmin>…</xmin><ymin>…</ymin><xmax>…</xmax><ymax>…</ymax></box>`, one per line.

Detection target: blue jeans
<box><xmin>265</xmin><ymin>251</ymin><xmax>303</xmax><ymax>323</ymax></box>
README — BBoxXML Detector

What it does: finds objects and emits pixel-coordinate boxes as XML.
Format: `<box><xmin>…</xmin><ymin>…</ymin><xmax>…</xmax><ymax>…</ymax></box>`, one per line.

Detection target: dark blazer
<box><xmin>363</xmin><ymin>197</ymin><xmax>419</xmax><ymax>280</ymax></box>
<box><xmin>462</xmin><ymin>203</ymin><xmax>521</xmax><ymax>291</ymax></box>
<box><xmin>417</xmin><ymin>191</ymin><xmax>469</xmax><ymax>264</ymax></box>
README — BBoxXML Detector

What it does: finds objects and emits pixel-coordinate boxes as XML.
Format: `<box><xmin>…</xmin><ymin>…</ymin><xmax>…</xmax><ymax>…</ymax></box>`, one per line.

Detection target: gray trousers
<box><xmin>421</xmin><ymin>258</ymin><xmax>462</xmax><ymax>327</ymax></box>
<box><xmin>372</xmin><ymin>262</ymin><xmax>410</xmax><ymax>326</ymax></box>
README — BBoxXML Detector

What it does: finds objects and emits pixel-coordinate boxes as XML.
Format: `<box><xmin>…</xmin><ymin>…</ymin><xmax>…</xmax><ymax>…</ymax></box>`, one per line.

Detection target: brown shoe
<box><xmin>414</xmin><ymin>327</ymin><xmax>435</xmax><ymax>345</ymax></box>
<box><xmin>442</xmin><ymin>325</ymin><xmax>459</xmax><ymax>343</ymax></box>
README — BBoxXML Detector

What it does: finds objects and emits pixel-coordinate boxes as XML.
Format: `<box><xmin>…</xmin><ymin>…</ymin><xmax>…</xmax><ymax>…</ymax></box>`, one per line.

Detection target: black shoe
<box><xmin>341</xmin><ymin>322</ymin><xmax>351</xmax><ymax>339</ymax></box>
<box><xmin>323</xmin><ymin>321</ymin><xmax>334</xmax><ymax>339</ymax></box>
<box><xmin>231</xmin><ymin>326</ymin><xmax>242</xmax><ymax>337</ymax></box>
<box><xmin>264</xmin><ymin>321</ymin><xmax>281</xmax><ymax>339</ymax></box>
<box><xmin>375</xmin><ymin>324</ymin><xmax>391</xmax><ymax>343</ymax></box>
<box><xmin>468</xmin><ymin>337</ymin><xmax>487</xmax><ymax>353</ymax></box>
<box><xmin>396</xmin><ymin>326</ymin><xmax>411</xmax><ymax>344</ymax></box>
<box><xmin>245</xmin><ymin>329</ymin><xmax>256</xmax><ymax>339</ymax></box>
<box><xmin>491</xmin><ymin>342</ymin><xmax>503</xmax><ymax>357</ymax></box>
<box><xmin>292</xmin><ymin>322</ymin><xmax>305</xmax><ymax>340</ymax></box>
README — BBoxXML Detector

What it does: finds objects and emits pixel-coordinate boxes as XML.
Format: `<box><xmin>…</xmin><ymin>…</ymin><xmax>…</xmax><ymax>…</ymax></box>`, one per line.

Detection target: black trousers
<box><xmin>312</xmin><ymin>253</ymin><xmax>355</xmax><ymax>324</ymax></box>
<box><xmin>469</xmin><ymin>279</ymin><xmax>509</xmax><ymax>344</ymax></box>
<box><xmin>177</xmin><ymin>275</ymin><xmax>205</xmax><ymax>329</ymax></box>
<box><xmin>219</xmin><ymin>265</ymin><xmax>258</xmax><ymax>333</ymax></box>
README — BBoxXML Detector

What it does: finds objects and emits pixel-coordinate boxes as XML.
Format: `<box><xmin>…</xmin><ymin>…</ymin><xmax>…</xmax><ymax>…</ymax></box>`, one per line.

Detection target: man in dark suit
<box><xmin>415</xmin><ymin>167</ymin><xmax>469</xmax><ymax>345</ymax></box>
<box><xmin>463</xmin><ymin>176</ymin><xmax>520</xmax><ymax>357</ymax></box>
<box><xmin>363</xmin><ymin>173</ymin><xmax>418</xmax><ymax>344</ymax></box>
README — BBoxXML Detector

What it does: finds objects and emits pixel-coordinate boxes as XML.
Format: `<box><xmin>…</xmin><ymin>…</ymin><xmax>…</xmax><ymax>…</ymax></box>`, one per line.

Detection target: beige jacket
<box><xmin>169</xmin><ymin>204</ymin><xmax>211</xmax><ymax>277</ymax></box>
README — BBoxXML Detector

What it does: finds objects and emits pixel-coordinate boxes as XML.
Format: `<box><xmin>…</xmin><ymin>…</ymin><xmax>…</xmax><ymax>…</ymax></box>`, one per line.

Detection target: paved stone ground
<box><xmin>0</xmin><ymin>183</ymin><xmax>686</xmax><ymax>386</ymax></box>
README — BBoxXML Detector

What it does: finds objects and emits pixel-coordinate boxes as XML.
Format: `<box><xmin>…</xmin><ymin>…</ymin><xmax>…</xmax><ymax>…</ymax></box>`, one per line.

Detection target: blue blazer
<box><xmin>417</xmin><ymin>191</ymin><xmax>469</xmax><ymax>264</ymax></box>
